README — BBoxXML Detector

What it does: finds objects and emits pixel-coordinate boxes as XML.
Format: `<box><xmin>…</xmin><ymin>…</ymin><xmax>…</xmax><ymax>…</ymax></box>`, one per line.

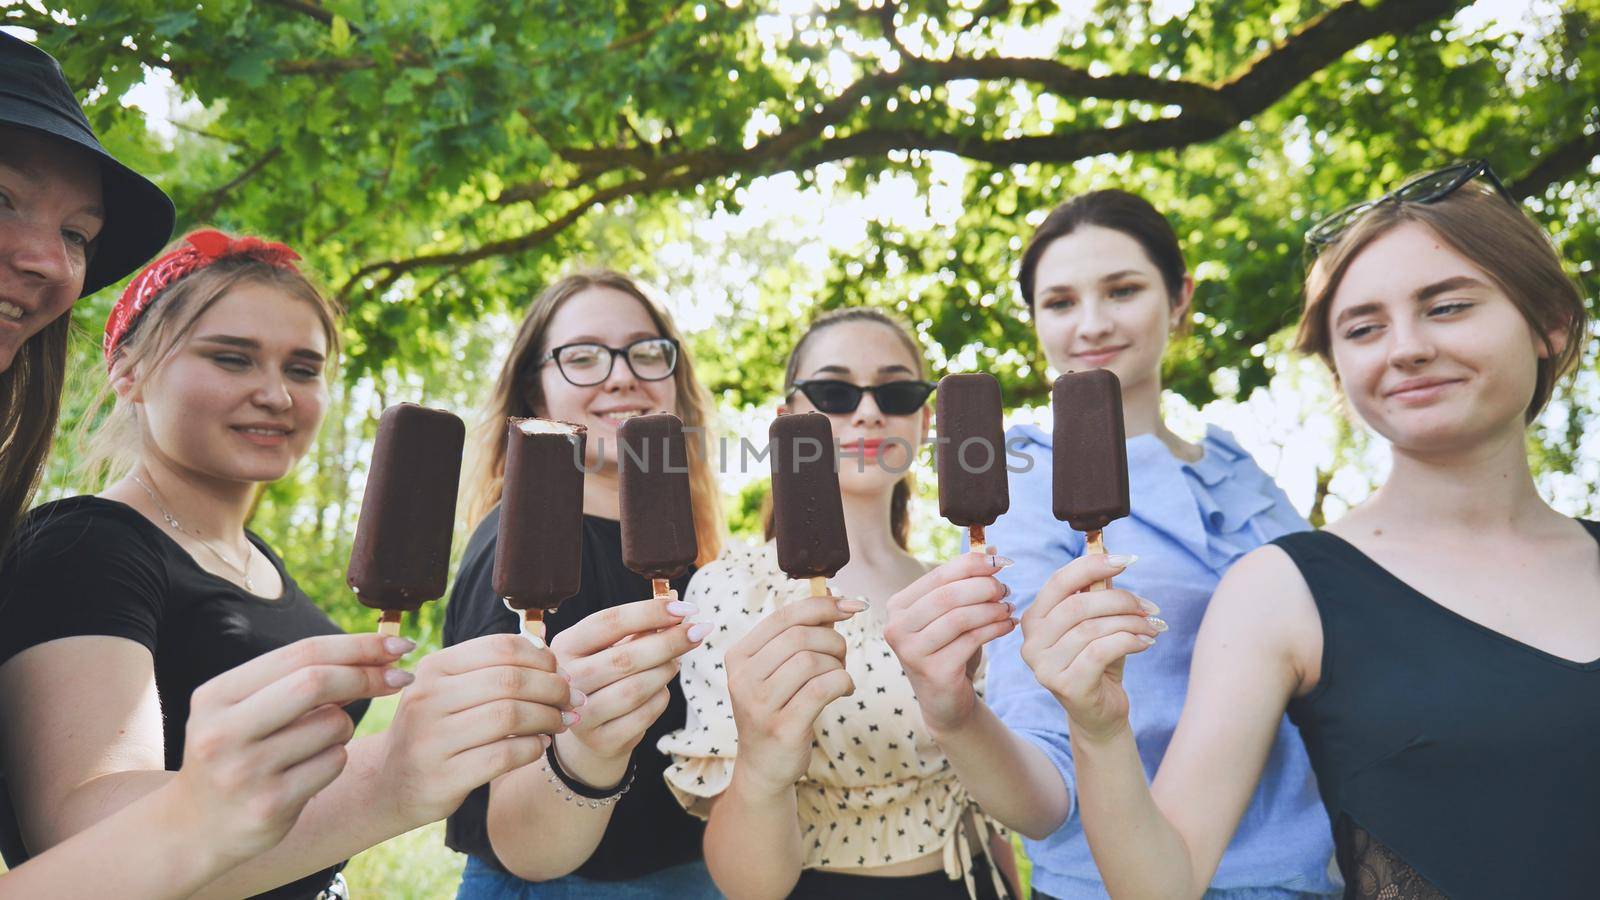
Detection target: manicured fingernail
<box><xmin>687</xmin><ymin>623</ymin><xmax>712</xmax><ymax>643</ymax></box>
<box><xmin>569</xmin><ymin>688</ymin><xmax>588</xmax><ymax>708</ymax></box>
<box><xmin>1146</xmin><ymin>616</ymin><xmax>1168</xmax><ymax>633</ymax></box>
<box><xmin>384</xmin><ymin>637</ymin><xmax>416</xmax><ymax>655</ymax></box>
<box><xmin>1138</xmin><ymin>599</ymin><xmax>1161</xmax><ymax>615</ymax></box>
<box><xmin>837</xmin><ymin>599</ymin><xmax>870</xmax><ymax>614</ymax></box>
<box><xmin>1000</xmin><ymin>582</ymin><xmax>1012</xmax><ymax>599</ymax></box>
<box><xmin>540</xmin><ymin>734</ymin><xmax>553</xmax><ymax>750</ymax></box>
<box><xmin>558</xmin><ymin>668</ymin><xmax>573</xmax><ymax>683</ymax></box>
<box><xmin>384</xmin><ymin>668</ymin><xmax>415</xmax><ymax>688</ymax></box>
<box><xmin>1137</xmin><ymin>634</ymin><xmax>1157</xmax><ymax>645</ymax></box>
<box><xmin>667</xmin><ymin>600</ymin><xmax>698</xmax><ymax>617</ymax></box>
<box><xmin>1002</xmin><ymin>601</ymin><xmax>1015</xmax><ymax>616</ymax></box>
<box><xmin>1105</xmin><ymin>554</ymin><xmax>1137</xmax><ymax>568</ymax></box>
<box><xmin>986</xmin><ymin>555</ymin><xmax>1015</xmax><ymax>568</ymax></box>
<box><xmin>561</xmin><ymin>710</ymin><xmax>581</xmax><ymax>726</ymax></box>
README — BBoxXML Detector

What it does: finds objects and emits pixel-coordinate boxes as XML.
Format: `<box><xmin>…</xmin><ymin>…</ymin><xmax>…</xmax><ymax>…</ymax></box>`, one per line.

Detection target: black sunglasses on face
<box><xmin>790</xmin><ymin>379</ymin><xmax>936</xmax><ymax>416</ymax></box>
<box><xmin>539</xmin><ymin>337</ymin><xmax>680</xmax><ymax>387</ymax></box>
<box><xmin>1305</xmin><ymin>159</ymin><xmax>1517</xmax><ymax>247</ymax></box>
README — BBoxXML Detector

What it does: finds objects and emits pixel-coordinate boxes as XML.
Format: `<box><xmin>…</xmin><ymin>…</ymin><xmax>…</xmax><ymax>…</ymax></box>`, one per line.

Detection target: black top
<box><xmin>1278</xmin><ymin>522</ymin><xmax>1600</xmax><ymax>900</ymax></box>
<box><xmin>442</xmin><ymin>507</ymin><xmax>703</xmax><ymax>881</ymax></box>
<box><xmin>0</xmin><ymin>496</ymin><xmax>364</xmax><ymax>900</ymax></box>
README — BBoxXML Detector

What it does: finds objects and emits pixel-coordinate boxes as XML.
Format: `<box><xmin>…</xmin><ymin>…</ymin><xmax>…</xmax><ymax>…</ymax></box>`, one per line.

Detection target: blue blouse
<box><xmin>983</xmin><ymin>424</ymin><xmax>1340</xmax><ymax>899</ymax></box>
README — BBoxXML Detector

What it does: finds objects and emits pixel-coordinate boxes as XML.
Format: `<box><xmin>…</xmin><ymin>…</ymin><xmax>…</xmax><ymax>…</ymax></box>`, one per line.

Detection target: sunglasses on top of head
<box><xmin>1304</xmin><ymin>159</ymin><xmax>1517</xmax><ymax>248</ymax></box>
<box><xmin>789</xmin><ymin>379</ymin><xmax>936</xmax><ymax>416</ymax></box>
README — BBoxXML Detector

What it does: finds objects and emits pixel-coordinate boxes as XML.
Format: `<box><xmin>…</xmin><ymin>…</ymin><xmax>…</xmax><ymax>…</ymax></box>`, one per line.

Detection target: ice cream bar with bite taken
<box><xmin>493</xmin><ymin>417</ymin><xmax>586</xmax><ymax>642</ymax></box>
<box><xmin>1052</xmin><ymin>370</ymin><xmax>1129</xmax><ymax>590</ymax></box>
<box><xmin>619</xmin><ymin>413</ymin><xmax>698</xmax><ymax>600</ymax></box>
<box><xmin>347</xmin><ymin>403</ymin><xmax>466</xmax><ymax>635</ymax></box>
<box><xmin>936</xmin><ymin>373</ymin><xmax>1009</xmax><ymax>555</ymax></box>
<box><xmin>769</xmin><ymin>412</ymin><xmax>849</xmax><ymax>596</ymax></box>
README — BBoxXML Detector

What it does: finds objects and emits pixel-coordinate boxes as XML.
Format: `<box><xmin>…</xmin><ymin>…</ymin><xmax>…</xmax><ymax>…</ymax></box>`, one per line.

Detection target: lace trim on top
<box><xmin>1337</xmin><ymin>816</ymin><xmax>1448</xmax><ymax>900</ymax></box>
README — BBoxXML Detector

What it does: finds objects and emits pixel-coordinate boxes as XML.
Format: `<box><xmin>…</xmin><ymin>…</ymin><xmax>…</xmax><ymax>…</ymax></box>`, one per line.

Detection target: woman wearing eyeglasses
<box><xmin>445</xmin><ymin>271</ymin><xmax>726</xmax><ymax>898</ymax></box>
<box><xmin>659</xmin><ymin>308</ymin><xmax>1018</xmax><ymax>900</ymax></box>
<box><xmin>1039</xmin><ymin>163</ymin><xmax>1598</xmax><ymax>900</ymax></box>
<box><xmin>884</xmin><ymin>189</ymin><xmax>1340</xmax><ymax>899</ymax></box>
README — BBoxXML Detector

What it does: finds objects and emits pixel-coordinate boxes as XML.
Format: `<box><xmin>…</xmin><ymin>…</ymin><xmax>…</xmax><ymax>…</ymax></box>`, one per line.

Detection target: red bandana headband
<box><xmin>103</xmin><ymin>229</ymin><xmax>303</xmax><ymax>367</ymax></box>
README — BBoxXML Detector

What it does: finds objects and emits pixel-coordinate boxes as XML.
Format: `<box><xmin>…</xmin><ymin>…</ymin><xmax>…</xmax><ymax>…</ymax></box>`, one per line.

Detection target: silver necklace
<box><xmin>131</xmin><ymin>472</ymin><xmax>257</xmax><ymax>592</ymax></box>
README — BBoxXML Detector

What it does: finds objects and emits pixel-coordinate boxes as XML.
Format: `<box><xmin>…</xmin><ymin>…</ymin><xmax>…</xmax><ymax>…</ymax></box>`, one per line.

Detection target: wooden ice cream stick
<box><xmin>1086</xmin><ymin>530</ymin><xmax>1111</xmax><ymax>591</ymax></box>
<box><xmin>969</xmin><ymin>524</ymin><xmax>988</xmax><ymax>557</ymax></box>
<box><xmin>377</xmin><ymin>610</ymin><xmax>402</xmax><ymax>637</ymax></box>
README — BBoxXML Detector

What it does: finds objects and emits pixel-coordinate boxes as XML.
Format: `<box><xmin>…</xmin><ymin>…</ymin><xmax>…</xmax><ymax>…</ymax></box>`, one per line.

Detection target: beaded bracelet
<box><xmin>543</xmin><ymin>738</ymin><xmax>636</xmax><ymax>808</ymax></box>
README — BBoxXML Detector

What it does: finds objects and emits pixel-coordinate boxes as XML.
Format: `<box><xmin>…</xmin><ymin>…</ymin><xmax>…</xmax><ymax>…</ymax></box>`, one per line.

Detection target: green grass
<box><xmin>343</xmin><ymin>820</ymin><xmax>465</xmax><ymax>899</ymax></box>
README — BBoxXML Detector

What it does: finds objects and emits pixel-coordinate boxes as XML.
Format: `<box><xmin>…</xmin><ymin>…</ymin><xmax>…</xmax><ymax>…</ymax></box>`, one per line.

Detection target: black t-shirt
<box><xmin>442</xmin><ymin>507</ymin><xmax>704</xmax><ymax>881</ymax></box>
<box><xmin>0</xmin><ymin>496</ymin><xmax>365</xmax><ymax>900</ymax></box>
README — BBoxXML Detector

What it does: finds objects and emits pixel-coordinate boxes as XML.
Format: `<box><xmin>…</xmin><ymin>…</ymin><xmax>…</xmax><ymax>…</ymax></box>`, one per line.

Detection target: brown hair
<box><xmin>762</xmin><ymin>307</ymin><xmax>926</xmax><ymax>551</ymax></box>
<box><xmin>462</xmin><ymin>270</ymin><xmax>723</xmax><ymax>566</ymax></box>
<box><xmin>1018</xmin><ymin>189</ymin><xmax>1189</xmax><ymax>310</ymax></box>
<box><xmin>80</xmin><ymin>238</ymin><xmax>342</xmax><ymax>486</ymax></box>
<box><xmin>1296</xmin><ymin>180</ymin><xmax>1588</xmax><ymax>422</ymax></box>
<box><xmin>0</xmin><ymin>314</ymin><xmax>69</xmax><ymax>552</ymax></box>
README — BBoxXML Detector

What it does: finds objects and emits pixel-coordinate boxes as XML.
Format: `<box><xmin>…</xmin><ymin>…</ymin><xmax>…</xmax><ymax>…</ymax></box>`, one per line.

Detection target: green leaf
<box><xmin>330</xmin><ymin>15</ymin><xmax>353</xmax><ymax>53</ymax></box>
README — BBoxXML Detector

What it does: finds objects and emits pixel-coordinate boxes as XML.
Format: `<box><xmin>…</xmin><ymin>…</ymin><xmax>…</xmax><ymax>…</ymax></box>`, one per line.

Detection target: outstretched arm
<box><xmin>1028</xmin><ymin>549</ymin><xmax>1320</xmax><ymax>899</ymax></box>
<box><xmin>703</xmin><ymin>594</ymin><xmax>863</xmax><ymax>900</ymax></box>
<box><xmin>885</xmin><ymin>550</ymin><xmax>1072</xmax><ymax>838</ymax></box>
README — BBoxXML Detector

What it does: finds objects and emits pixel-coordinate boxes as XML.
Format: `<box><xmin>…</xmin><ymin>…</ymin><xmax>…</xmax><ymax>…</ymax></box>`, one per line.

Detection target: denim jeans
<box><xmin>456</xmin><ymin>855</ymin><xmax>723</xmax><ymax>900</ymax></box>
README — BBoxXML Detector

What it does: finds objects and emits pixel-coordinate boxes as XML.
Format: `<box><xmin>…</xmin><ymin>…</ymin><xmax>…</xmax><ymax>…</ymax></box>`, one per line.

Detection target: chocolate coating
<box><xmin>619</xmin><ymin>413</ymin><xmax>698</xmax><ymax>579</ymax></box>
<box><xmin>1051</xmin><ymin>370</ymin><xmax>1130</xmax><ymax>533</ymax></box>
<box><xmin>936</xmin><ymin>373</ymin><xmax>1010</xmax><ymax>527</ymax></box>
<box><xmin>493</xmin><ymin>418</ymin><xmax>587</xmax><ymax>611</ymax></box>
<box><xmin>347</xmin><ymin>403</ymin><xmax>466</xmax><ymax>612</ymax></box>
<box><xmin>768</xmin><ymin>412</ymin><xmax>850</xmax><ymax>579</ymax></box>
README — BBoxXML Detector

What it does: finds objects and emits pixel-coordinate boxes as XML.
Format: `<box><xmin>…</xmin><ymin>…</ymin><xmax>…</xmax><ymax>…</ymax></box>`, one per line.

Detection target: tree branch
<box><xmin>878</xmin><ymin>1</ymin><xmax>913</xmax><ymax>60</ymax></box>
<box><xmin>1509</xmin><ymin>129</ymin><xmax>1600</xmax><ymax>199</ymax></box>
<box><xmin>338</xmin><ymin>170</ymin><xmax>693</xmax><ymax>303</ymax></box>
<box><xmin>339</xmin><ymin>0</ymin><xmax>1481</xmax><ymax>299</ymax></box>
<box><xmin>188</xmin><ymin>146</ymin><xmax>284</xmax><ymax>225</ymax></box>
<box><xmin>261</xmin><ymin>0</ymin><xmax>339</xmax><ymax>28</ymax></box>
<box><xmin>1220</xmin><ymin>0</ymin><xmax>1467</xmax><ymax>109</ymax></box>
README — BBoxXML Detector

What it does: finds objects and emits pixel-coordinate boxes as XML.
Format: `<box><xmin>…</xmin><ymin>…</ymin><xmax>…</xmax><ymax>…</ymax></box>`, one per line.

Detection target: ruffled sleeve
<box><xmin>1179</xmin><ymin>426</ymin><xmax>1308</xmax><ymax>568</ymax></box>
<box><xmin>657</xmin><ymin>543</ymin><xmax>768</xmax><ymax>819</ymax></box>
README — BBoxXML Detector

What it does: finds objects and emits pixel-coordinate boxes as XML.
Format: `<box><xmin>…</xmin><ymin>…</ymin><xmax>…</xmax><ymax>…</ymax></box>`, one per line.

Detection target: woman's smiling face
<box><xmin>1029</xmin><ymin>224</ymin><xmax>1187</xmax><ymax>395</ymax></box>
<box><xmin>1325</xmin><ymin>221</ymin><xmax>1555</xmax><ymax>453</ymax></box>
<box><xmin>534</xmin><ymin>285</ymin><xmax>679</xmax><ymax>470</ymax></box>
<box><xmin>0</xmin><ymin>126</ymin><xmax>104</xmax><ymax>373</ymax></box>
<box><xmin>785</xmin><ymin>319</ymin><xmax>930</xmax><ymax>497</ymax></box>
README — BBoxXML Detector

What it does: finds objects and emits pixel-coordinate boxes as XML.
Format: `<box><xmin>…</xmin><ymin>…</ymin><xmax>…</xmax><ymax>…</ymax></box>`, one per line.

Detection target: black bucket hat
<box><xmin>0</xmin><ymin>31</ymin><xmax>175</xmax><ymax>297</ymax></box>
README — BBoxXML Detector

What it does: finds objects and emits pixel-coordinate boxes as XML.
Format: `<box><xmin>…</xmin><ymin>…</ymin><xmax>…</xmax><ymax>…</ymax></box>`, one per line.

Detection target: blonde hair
<box><xmin>79</xmin><ymin>241</ymin><xmax>341</xmax><ymax>486</ymax></box>
<box><xmin>762</xmin><ymin>307</ymin><xmax>926</xmax><ymax>551</ymax></box>
<box><xmin>1297</xmin><ymin>180</ymin><xmax>1588</xmax><ymax>422</ymax></box>
<box><xmin>462</xmin><ymin>270</ymin><xmax>723</xmax><ymax>565</ymax></box>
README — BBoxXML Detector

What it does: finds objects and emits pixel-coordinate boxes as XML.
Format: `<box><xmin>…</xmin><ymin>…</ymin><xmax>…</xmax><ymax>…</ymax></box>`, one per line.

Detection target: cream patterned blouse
<box><xmin>658</xmin><ymin>541</ymin><xmax>1008</xmax><ymax>897</ymax></box>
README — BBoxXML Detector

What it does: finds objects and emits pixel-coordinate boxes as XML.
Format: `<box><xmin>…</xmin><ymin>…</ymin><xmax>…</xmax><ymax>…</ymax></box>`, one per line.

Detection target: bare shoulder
<box><xmin>1197</xmin><ymin>544</ymin><xmax>1324</xmax><ymax>694</ymax></box>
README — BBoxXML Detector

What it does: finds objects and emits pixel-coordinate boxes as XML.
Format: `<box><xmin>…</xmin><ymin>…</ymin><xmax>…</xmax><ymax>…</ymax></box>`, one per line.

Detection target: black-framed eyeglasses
<box><xmin>540</xmin><ymin>337</ymin><xmax>680</xmax><ymax>387</ymax></box>
<box><xmin>1305</xmin><ymin>159</ymin><xmax>1515</xmax><ymax>248</ymax></box>
<box><xmin>790</xmin><ymin>379</ymin><xmax>936</xmax><ymax>416</ymax></box>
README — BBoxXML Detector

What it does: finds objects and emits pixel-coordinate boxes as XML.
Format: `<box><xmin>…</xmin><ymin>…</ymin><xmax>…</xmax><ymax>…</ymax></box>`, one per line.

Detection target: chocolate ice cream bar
<box><xmin>1052</xmin><ymin>370</ymin><xmax>1129</xmax><ymax>589</ymax></box>
<box><xmin>936</xmin><ymin>373</ymin><xmax>1009</xmax><ymax>553</ymax></box>
<box><xmin>347</xmin><ymin>403</ymin><xmax>466</xmax><ymax>634</ymax></box>
<box><xmin>619</xmin><ymin>413</ymin><xmax>697</xmax><ymax>597</ymax></box>
<box><xmin>769</xmin><ymin>412</ymin><xmax>849</xmax><ymax>593</ymax></box>
<box><xmin>493</xmin><ymin>418</ymin><xmax>586</xmax><ymax>624</ymax></box>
